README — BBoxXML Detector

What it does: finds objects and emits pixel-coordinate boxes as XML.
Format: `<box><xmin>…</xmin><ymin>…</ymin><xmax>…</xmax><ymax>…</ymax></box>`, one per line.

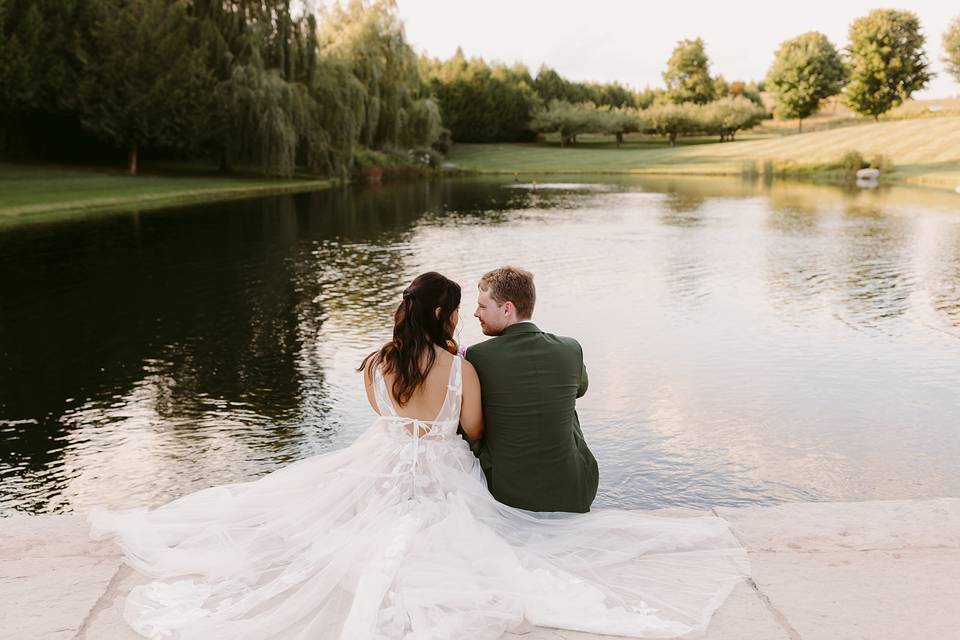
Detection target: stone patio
<box><xmin>2</xmin><ymin>497</ymin><xmax>958</xmax><ymax>640</ymax></box>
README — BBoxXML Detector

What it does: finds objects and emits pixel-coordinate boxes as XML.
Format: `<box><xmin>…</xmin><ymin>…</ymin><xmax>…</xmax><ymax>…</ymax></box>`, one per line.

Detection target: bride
<box><xmin>90</xmin><ymin>271</ymin><xmax>749</xmax><ymax>639</ymax></box>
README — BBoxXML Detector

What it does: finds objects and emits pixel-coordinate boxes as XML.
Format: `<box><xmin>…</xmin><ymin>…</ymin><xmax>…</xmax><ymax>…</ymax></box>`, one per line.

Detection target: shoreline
<box><xmin>0</xmin><ymin>165</ymin><xmax>334</xmax><ymax>223</ymax></box>
<box><xmin>3</xmin><ymin>497</ymin><xmax>958</xmax><ymax>639</ymax></box>
<box><xmin>447</xmin><ymin>116</ymin><xmax>960</xmax><ymax>194</ymax></box>
<box><xmin>450</xmin><ymin>165</ymin><xmax>960</xmax><ymax>193</ymax></box>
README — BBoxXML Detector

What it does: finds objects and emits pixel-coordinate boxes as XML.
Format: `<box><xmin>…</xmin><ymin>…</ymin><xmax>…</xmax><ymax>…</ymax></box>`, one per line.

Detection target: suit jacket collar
<box><xmin>500</xmin><ymin>321</ymin><xmax>541</xmax><ymax>336</ymax></box>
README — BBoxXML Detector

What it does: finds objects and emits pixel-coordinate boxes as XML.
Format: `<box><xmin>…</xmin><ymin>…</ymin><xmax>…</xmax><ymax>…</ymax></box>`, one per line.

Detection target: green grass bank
<box><xmin>449</xmin><ymin>116</ymin><xmax>960</xmax><ymax>191</ymax></box>
<box><xmin>0</xmin><ymin>164</ymin><xmax>332</xmax><ymax>222</ymax></box>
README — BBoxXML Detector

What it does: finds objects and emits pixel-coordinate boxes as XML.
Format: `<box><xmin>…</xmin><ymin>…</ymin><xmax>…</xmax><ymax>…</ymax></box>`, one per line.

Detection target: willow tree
<box><xmin>79</xmin><ymin>0</ymin><xmax>212</xmax><ymax>175</ymax></box>
<box><xmin>320</xmin><ymin>0</ymin><xmax>437</xmax><ymax>150</ymax></box>
<box><xmin>215</xmin><ymin>53</ymin><xmax>309</xmax><ymax>178</ymax></box>
<box><xmin>307</xmin><ymin>56</ymin><xmax>367</xmax><ymax>178</ymax></box>
<box><xmin>188</xmin><ymin>0</ymin><xmax>303</xmax><ymax>174</ymax></box>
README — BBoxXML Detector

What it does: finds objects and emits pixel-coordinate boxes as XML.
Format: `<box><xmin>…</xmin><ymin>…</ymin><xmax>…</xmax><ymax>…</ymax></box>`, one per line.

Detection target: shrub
<box><xmin>867</xmin><ymin>154</ymin><xmax>893</xmax><ymax>171</ymax></box>
<box><xmin>353</xmin><ymin>147</ymin><xmax>392</xmax><ymax>170</ymax></box>
<box><xmin>431</xmin><ymin>128</ymin><xmax>453</xmax><ymax>155</ymax></box>
<box><xmin>839</xmin><ymin>150</ymin><xmax>868</xmax><ymax>173</ymax></box>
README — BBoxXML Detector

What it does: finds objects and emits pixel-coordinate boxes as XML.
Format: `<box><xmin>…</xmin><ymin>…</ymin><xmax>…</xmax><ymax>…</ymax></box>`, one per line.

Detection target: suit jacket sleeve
<box><xmin>577</xmin><ymin>347</ymin><xmax>589</xmax><ymax>399</ymax></box>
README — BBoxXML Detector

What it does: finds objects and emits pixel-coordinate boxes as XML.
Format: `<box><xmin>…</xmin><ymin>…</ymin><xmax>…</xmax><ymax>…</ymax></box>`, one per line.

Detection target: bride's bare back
<box><xmin>363</xmin><ymin>345</ymin><xmax>484</xmax><ymax>440</ymax></box>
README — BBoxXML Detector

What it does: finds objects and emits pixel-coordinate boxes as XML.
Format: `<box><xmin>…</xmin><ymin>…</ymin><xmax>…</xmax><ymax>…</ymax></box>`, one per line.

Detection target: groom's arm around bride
<box><xmin>465</xmin><ymin>266</ymin><xmax>599</xmax><ymax>513</ymax></box>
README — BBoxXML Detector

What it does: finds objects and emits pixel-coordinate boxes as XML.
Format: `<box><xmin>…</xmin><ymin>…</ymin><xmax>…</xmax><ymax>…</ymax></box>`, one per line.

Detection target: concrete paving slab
<box><xmin>500</xmin><ymin>581</ymin><xmax>792</xmax><ymax>639</ymax></box>
<box><xmin>0</xmin><ymin>514</ymin><xmax>114</xmax><ymax>559</ymax></box>
<box><xmin>0</xmin><ymin>555</ymin><xmax>121</xmax><ymax>640</ymax></box>
<box><xmin>4</xmin><ymin>498</ymin><xmax>960</xmax><ymax>639</ymax></box>
<box><xmin>716</xmin><ymin>498</ymin><xmax>960</xmax><ymax>553</ymax></box>
<box><xmin>749</xmin><ymin>547</ymin><xmax>960</xmax><ymax>640</ymax></box>
<box><xmin>75</xmin><ymin>566</ymin><xmax>143</xmax><ymax>640</ymax></box>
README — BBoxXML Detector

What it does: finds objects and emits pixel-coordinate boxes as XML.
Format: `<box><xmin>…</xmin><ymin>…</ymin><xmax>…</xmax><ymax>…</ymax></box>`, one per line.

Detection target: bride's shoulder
<box><xmin>359</xmin><ymin>345</ymin><xmax>389</xmax><ymax>381</ymax></box>
<box><xmin>460</xmin><ymin>357</ymin><xmax>480</xmax><ymax>394</ymax></box>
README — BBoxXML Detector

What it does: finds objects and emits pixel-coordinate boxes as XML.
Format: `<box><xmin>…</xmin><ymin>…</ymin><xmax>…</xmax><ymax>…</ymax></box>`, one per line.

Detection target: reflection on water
<box><xmin>1</xmin><ymin>176</ymin><xmax>959</xmax><ymax>514</ymax></box>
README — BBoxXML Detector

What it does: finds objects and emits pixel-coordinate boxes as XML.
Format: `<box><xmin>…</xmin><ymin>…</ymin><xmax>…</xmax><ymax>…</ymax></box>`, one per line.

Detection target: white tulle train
<box><xmin>90</xmin><ymin>358</ymin><xmax>749</xmax><ymax>639</ymax></box>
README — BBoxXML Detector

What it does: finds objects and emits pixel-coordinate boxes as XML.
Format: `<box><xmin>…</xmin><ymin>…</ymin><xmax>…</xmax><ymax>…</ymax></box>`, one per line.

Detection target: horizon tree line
<box><xmin>1</xmin><ymin>2</ymin><xmax>958</xmax><ymax>174</ymax></box>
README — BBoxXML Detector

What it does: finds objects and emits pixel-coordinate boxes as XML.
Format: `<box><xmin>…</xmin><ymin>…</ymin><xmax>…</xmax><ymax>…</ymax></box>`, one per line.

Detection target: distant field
<box><xmin>449</xmin><ymin>116</ymin><xmax>960</xmax><ymax>190</ymax></box>
<box><xmin>0</xmin><ymin>165</ymin><xmax>330</xmax><ymax>221</ymax></box>
<box><xmin>756</xmin><ymin>96</ymin><xmax>960</xmax><ymax>134</ymax></box>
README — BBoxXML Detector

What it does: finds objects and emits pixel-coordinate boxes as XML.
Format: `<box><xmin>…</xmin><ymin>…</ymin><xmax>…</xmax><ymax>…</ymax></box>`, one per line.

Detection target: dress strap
<box><xmin>447</xmin><ymin>355</ymin><xmax>462</xmax><ymax>395</ymax></box>
<box><xmin>372</xmin><ymin>365</ymin><xmax>397</xmax><ymax>417</ymax></box>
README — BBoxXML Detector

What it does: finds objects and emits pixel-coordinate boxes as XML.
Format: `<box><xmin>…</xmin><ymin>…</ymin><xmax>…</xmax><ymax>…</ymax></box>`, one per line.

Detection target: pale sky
<box><xmin>394</xmin><ymin>0</ymin><xmax>959</xmax><ymax>99</ymax></box>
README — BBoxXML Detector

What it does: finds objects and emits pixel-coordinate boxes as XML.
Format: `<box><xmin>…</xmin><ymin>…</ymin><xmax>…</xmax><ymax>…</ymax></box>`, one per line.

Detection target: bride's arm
<box><xmin>362</xmin><ymin>360</ymin><xmax>381</xmax><ymax>415</ymax></box>
<box><xmin>460</xmin><ymin>360</ymin><xmax>484</xmax><ymax>440</ymax></box>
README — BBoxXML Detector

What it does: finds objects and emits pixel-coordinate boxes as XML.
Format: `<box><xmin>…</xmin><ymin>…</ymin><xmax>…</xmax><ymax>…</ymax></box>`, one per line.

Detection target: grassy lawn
<box><xmin>449</xmin><ymin>116</ymin><xmax>960</xmax><ymax>191</ymax></box>
<box><xmin>0</xmin><ymin>164</ymin><xmax>331</xmax><ymax>220</ymax></box>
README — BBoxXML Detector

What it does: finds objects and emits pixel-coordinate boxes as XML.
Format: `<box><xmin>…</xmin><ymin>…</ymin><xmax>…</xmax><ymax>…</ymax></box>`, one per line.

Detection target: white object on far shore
<box><xmin>856</xmin><ymin>168</ymin><xmax>880</xmax><ymax>180</ymax></box>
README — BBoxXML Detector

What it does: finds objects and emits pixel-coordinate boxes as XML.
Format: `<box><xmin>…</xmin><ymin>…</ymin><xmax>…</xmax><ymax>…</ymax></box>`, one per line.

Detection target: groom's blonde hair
<box><xmin>478</xmin><ymin>266</ymin><xmax>536</xmax><ymax>319</ymax></box>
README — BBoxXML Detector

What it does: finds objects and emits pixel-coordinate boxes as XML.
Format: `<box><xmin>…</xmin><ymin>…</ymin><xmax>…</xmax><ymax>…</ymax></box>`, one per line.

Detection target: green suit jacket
<box><xmin>465</xmin><ymin>322</ymin><xmax>599</xmax><ymax>513</ymax></box>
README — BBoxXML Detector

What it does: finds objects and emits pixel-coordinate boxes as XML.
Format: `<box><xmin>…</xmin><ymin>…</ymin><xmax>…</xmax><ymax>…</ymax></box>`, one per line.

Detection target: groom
<box><xmin>465</xmin><ymin>266</ymin><xmax>599</xmax><ymax>513</ymax></box>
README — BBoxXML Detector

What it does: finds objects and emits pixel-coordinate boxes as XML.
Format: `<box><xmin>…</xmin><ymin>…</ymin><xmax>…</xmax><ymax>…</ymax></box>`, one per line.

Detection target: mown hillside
<box><xmin>449</xmin><ymin>116</ymin><xmax>960</xmax><ymax>190</ymax></box>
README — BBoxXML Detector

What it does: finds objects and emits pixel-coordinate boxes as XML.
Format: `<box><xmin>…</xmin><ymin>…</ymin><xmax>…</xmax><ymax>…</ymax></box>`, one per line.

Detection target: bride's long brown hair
<box><xmin>359</xmin><ymin>272</ymin><xmax>461</xmax><ymax>406</ymax></box>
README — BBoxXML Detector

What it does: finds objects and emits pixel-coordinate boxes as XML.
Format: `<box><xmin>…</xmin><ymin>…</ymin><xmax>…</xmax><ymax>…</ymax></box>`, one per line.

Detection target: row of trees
<box><xmin>2</xmin><ymin>3</ymin><xmax>959</xmax><ymax>174</ymax></box>
<box><xmin>529</xmin><ymin>96</ymin><xmax>766</xmax><ymax>147</ymax></box>
<box><xmin>421</xmin><ymin>42</ymin><xmax>767</xmax><ymax>145</ymax></box>
<box><xmin>419</xmin><ymin>52</ymin><xmax>640</xmax><ymax>143</ymax></box>
<box><xmin>766</xmin><ymin>10</ymin><xmax>959</xmax><ymax>131</ymax></box>
<box><xmin>0</xmin><ymin>0</ymin><xmax>441</xmax><ymax>176</ymax></box>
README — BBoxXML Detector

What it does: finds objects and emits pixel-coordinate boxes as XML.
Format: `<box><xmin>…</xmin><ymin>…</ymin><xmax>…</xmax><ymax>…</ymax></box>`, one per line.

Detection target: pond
<box><xmin>1</xmin><ymin>176</ymin><xmax>959</xmax><ymax>515</ymax></box>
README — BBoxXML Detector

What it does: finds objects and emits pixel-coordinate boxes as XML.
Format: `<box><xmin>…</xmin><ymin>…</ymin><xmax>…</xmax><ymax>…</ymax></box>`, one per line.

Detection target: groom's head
<box><xmin>475</xmin><ymin>266</ymin><xmax>536</xmax><ymax>336</ymax></box>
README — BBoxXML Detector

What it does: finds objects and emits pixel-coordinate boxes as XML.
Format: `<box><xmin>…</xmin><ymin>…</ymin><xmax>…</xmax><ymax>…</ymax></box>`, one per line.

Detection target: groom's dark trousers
<box><xmin>465</xmin><ymin>322</ymin><xmax>599</xmax><ymax>513</ymax></box>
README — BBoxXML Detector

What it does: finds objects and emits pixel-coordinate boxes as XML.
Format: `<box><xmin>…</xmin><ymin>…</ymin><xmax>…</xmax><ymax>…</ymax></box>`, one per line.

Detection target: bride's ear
<box><xmin>435</xmin><ymin>306</ymin><xmax>442</xmax><ymax>320</ymax></box>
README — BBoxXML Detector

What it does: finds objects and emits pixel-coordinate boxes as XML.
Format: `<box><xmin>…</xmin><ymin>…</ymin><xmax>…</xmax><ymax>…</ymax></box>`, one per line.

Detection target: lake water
<box><xmin>2</xmin><ymin>176</ymin><xmax>959</xmax><ymax>515</ymax></box>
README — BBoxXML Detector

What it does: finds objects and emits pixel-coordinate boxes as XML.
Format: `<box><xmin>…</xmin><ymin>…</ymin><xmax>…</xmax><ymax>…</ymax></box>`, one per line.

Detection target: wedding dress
<box><xmin>90</xmin><ymin>356</ymin><xmax>749</xmax><ymax>639</ymax></box>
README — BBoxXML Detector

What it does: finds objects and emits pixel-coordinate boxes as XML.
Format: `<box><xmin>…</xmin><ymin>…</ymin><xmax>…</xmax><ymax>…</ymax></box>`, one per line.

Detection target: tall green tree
<box><xmin>766</xmin><ymin>32</ymin><xmax>846</xmax><ymax>132</ymax></box>
<box><xmin>944</xmin><ymin>16</ymin><xmax>960</xmax><ymax>83</ymax></box>
<box><xmin>423</xmin><ymin>52</ymin><xmax>539</xmax><ymax>142</ymax></box>
<box><xmin>533</xmin><ymin>65</ymin><xmax>636</xmax><ymax>108</ymax></box>
<box><xmin>843</xmin><ymin>9</ymin><xmax>932</xmax><ymax>121</ymax></box>
<box><xmin>0</xmin><ymin>0</ymin><xmax>97</xmax><ymax>156</ymax></box>
<box><xmin>78</xmin><ymin>0</ymin><xmax>213</xmax><ymax>175</ymax></box>
<box><xmin>663</xmin><ymin>38</ymin><xmax>716</xmax><ymax>104</ymax></box>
